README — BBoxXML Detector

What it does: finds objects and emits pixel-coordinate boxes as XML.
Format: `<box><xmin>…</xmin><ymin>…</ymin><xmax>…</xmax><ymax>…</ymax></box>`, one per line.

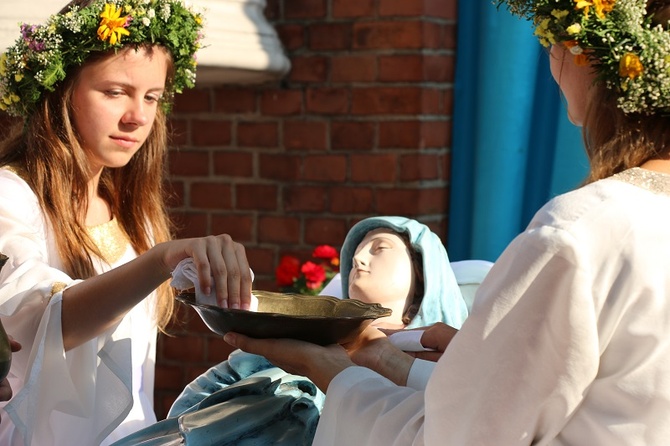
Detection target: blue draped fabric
<box><xmin>447</xmin><ymin>0</ymin><xmax>589</xmax><ymax>262</ymax></box>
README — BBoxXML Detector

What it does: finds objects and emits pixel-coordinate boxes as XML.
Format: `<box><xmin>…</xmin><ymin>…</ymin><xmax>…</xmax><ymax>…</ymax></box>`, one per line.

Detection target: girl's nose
<box><xmin>122</xmin><ymin>100</ymin><xmax>149</xmax><ymax>126</ymax></box>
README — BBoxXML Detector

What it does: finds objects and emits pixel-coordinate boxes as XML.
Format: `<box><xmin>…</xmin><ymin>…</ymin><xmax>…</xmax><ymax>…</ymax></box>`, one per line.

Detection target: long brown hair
<box><xmin>582</xmin><ymin>0</ymin><xmax>670</xmax><ymax>183</ymax></box>
<box><xmin>0</xmin><ymin>45</ymin><xmax>177</xmax><ymax>331</ymax></box>
<box><xmin>398</xmin><ymin>231</ymin><xmax>425</xmax><ymax>326</ymax></box>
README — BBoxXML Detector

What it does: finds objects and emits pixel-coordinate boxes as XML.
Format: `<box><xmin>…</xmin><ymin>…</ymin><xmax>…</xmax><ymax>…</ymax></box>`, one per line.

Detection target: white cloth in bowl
<box><xmin>170</xmin><ymin>258</ymin><xmax>258</xmax><ymax>311</ymax></box>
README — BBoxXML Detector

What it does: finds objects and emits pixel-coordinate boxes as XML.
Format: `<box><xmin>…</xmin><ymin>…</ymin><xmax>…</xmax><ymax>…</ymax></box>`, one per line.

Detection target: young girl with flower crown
<box><xmin>0</xmin><ymin>1</ymin><xmax>254</xmax><ymax>444</ymax></box>
<box><xmin>225</xmin><ymin>1</ymin><xmax>670</xmax><ymax>444</ymax></box>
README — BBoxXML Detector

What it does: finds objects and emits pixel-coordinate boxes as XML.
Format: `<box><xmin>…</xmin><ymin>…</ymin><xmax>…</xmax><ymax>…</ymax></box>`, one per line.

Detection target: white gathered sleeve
<box><xmin>315</xmin><ymin>366</ymin><xmax>426</xmax><ymax>445</ymax></box>
<box><xmin>0</xmin><ymin>170</ymin><xmax>153</xmax><ymax>445</ymax></box>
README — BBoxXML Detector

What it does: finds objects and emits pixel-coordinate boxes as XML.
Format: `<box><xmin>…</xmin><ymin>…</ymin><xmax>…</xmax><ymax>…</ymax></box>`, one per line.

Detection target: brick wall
<box><xmin>155</xmin><ymin>0</ymin><xmax>459</xmax><ymax>418</ymax></box>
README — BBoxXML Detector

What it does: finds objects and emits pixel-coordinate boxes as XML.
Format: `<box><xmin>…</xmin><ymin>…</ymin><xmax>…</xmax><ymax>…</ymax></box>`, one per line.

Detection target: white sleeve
<box><xmin>0</xmin><ymin>170</ymin><xmax>133</xmax><ymax>445</ymax></box>
<box><xmin>423</xmin><ymin>225</ymin><xmax>598</xmax><ymax>444</ymax></box>
<box><xmin>406</xmin><ymin>359</ymin><xmax>435</xmax><ymax>391</ymax></box>
<box><xmin>314</xmin><ymin>366</ymin><xmax>426</xmax><ymax>446</ymax></box>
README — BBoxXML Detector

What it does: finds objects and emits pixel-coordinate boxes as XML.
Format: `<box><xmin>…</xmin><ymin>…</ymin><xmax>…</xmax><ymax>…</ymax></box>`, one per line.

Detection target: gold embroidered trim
<box><xmin>50</xmin><ymin>281</ymin><xmax>67</xmax><ymax>297</ymax></box>
<box><xmin>612</xmin><ymin>168</ymin><xmax>670</xmax><ymax>197</ymax></box>
<box><xmin>87</xmin><ymin>217</ymin><xmax>130</xmax><ymax>265</ymax></box>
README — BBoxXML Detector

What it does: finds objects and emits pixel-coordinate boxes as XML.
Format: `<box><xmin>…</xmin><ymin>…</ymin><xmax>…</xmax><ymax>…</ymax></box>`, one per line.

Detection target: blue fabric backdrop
<box><xmin>447</xmin><ymin>0</ymin><xmax>590</xmax><ymax>262</ymax></box>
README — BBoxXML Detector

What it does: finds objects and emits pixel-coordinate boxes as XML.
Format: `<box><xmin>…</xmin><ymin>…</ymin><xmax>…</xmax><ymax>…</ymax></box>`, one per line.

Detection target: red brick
<box><xmin>289</xmin><ymin>56</ymin><xmax>328</xmax><ymax>83</ymax></box>
<box><xmin>378</xmin><ymin>0</ymin><xmax>457</xmax><ymax>19</ymax></box>
<box><xmin>207</xmin><ymin>339</ymin><xmax>236</xmax><ymax>363</ymax></box>
<box><xmin>422</xmin><ymin>22</ymin><xmax>443</xmax><ymax>49</ymax></box>
<box><xmin>161</xmin><ymin>335</ymin><xmax>205</xmax><ymax>362</ymax></box>
<box><xmin>303</xmin><ymin>156</ymin><xmax>347</xmax><ymax>182</ymax></box>
<box><xmin>246</xmin><ymin>247</ymin><xmax>276</xmax><ymax>276</ymax></box>
<box><xmin>330</xmin><ymin>187</ymin><xmax>374</xmax><ymax>214</ymax></box>
<box><xmin>236</xmin><ymin>184</ymin><xmax>279</xmax><ymax>211</ymax></box>
<box><xmin>260</xmin><ymin>90</ymin><xmax>303</xmax><ymax>116</ymax></box>
<box><xmin>285</xmin><ymin>0</ymin><xmax>327</xmax><ymax>19</ymax></box>
<box><xmin>443</xmin><ymin>23</ymin><xmax>457</xmax><ymax>50</ymax></box>
<box><xmin>351</xmin><ymin>87</ymin><xmax>423</xmax><ymax>115</ymax></box>
<box><xmin>351</xmin><ymin>154</ymin><xmax>397</xmax><ymax>183</ymax></box>
<box><xmin>422</xmin><ymin>88</ymin><xmax>443</xmax><ymax>114</ymax></box>
<box><xmin>154</xmin><ymin>364</ymin><xmax>184</xmax><ymax>390</ymax></box>
<box><xmin>169</xmin><ymin>150</ymin><xmax>209</xmax><ymax>176</ymax></box>
<box><xmin>211</xmin><ymin>214</ymin><xmax>254</xmax><ymax>241</ymax></box>
<box><xmin>378</xmin><ymin>55</ymin><xmax>423</xmax><ymax>82</ymax></box>
<box><xmin>165</xmin><ymin>181</ymin><xmax>184</xmax><ymax>208</ymax></box>
<box><xmin>213</xmin><ymin>151</ymin><xmax>254</xmax><ymax>177</ymax></box>
<box><xmin>276</xmin><ymin>24</ymin><xmax>305</xmax><ymax>51</ymax></box>
<box><xmin>331</xmin><ymin>121</ymin><xmax>376</xmax><ymax>150</ymax></box>
<box><xmin>304</xmin><ymin>218</ymin><xmax>349</xmax><ymax>245</ymax></box>
<box><xmin>420</xmin><ymin>121</ymin><xmax>450</xmax><ymax>148</ymax></box>
<box><xmin>353</xmin><ymin>21</ymin><xmax>424</xmax><ymax>49</ymax></box>
<box><xmin>306</xmin><ymin>88</ymin><xmax>350</xmax><ymax>115</ymax></box>
<box><xmin>399</xmin><ymin>154</ymin><xmax>440</xmax><ymax>181</ymax></box>
<box><xmin>170</xmin><ymin>212</ymin><xmax>208</xmax><ymax>238</ymax></box>
<box><xmin>284</xmin><ymin>120</ymin><xmax>328</xmax><ymax>151</ymax></box>
<box><xmin>192</xmin><ymin>119</ymin><xmax>232</xmax><ymax>146</ymax></box>
<box><xmin>173</xmin><ymin>88</ymin><xmax>210</xmax><ymax>113</ymax></box>
<box><xmin>265</xmin><ymin>0</ymin><xmax>280</xmax><ymax>20</ymax></box>
<box><xmin>441</xmin><ymin>153</ymin><xmax>451</xmax><ymax>179</ymax></box>
<box><xmin>426</xmin><ymin>0</ymin><xmax>458</xmax><ymax>20</ymax></box>
<box><xmin>423</xmin><ymin>54</ymin><xmax>454</xmax><ymax>82</ymax></box>
<box><xmin>213</xmin><ymin>88</ymin><xmax>257</xmax><ymax>114</ymax></box>
<box><xmin>309</xmin><ymin>23</ymin><xmax>353</xmax><ymax>51</ymax></box>
<box><xmin>254</xmin><ymin>278</ymin><xmax>278</xmax><ymax>291</ymax></box>
<box><xmin>443</xmin><ymin>88</ymin><xmax>454</xmax><ymax>115</ymax></box>
<box><xmin>284</xmin><ymin>186</ymin><xmax>328</xmax><ymax>212</ymax></box>
<box><xmin>376</xmin><ymin>187</ymin><xmax>448</xmax><ymax>215</ymax></box>
<box><xmin>379</xmin><ymin>121</ymin><xmax>420</xmax><ymax>148</ymax></box>
<box><xmin>259</xmin><ymin>154</ymin><xmax>301</xmax><ymax>181</ymax></box>
<box><xmin>258</xmin><ymin>216</ymin><xmax>300</xmax><ymax>243</ymax></box>
<box><xmin>331</xmin><ymin>55</ymin><xmax>377</xmax><ymax>82</ymax></box>
<box><xmin>190</xmin><ymin>183</ymin><xmax>233</xmax><ymax>209</ymax></box>
<box><xmin>333</xmin><ymin>0</ymin><xmax>376</xmax><ymax>17</ymax></box>
<box><xmin>168</xmin><ymin>119</ymin><xmax>188</xmax><ymax>145</ymax></box>
<box><xmin>237</xmin><ymin>122</ymin><xmax>279</xmax><ymax>147</ymax></box>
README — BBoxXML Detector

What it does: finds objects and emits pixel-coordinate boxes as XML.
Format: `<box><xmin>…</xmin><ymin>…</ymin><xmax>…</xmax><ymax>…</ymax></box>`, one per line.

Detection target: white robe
<box><xmin>0</xmin><ymin>168</ymin><xmax>157</xmax><ymax>445</ymax></box>
<box><xmin>314</xmin><ymin>168</ymin><xmax>670</xmax><ymax>445</ymax></box>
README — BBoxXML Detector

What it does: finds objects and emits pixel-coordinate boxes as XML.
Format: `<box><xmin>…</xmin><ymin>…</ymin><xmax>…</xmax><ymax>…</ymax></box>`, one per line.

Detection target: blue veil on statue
<box><xmin>111</xmin><ymin>216</ymin><xmax>469</xmax><ymax>446</ymax></box>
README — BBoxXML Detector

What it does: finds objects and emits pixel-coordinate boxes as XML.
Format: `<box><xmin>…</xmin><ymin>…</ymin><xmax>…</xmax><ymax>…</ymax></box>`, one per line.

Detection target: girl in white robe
<box><xmin>223</xmin><ymin>1</ymin><xmax>670</xmax><ymax>444</ymax></box>
<box><xmin>0</xmin><ymin>1</ymin><xmax>253</xmax><ymax>444</ymax></box>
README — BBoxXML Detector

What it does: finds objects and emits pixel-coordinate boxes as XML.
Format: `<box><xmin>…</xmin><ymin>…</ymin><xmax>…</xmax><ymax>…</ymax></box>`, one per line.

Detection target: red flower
<box><xmin>275</xmin><ymin>255</ymin><xmax>300</xmax><ymax>287</ymax></box>
<box><xmin>312</xmin><ymin>245</ymin><xmax>338</xmax><ymax>260</ymax></box>
<box><xmin>301</xmin><ymin>261</ymin><xmax>326</xmax><ymax>289</ymax></box>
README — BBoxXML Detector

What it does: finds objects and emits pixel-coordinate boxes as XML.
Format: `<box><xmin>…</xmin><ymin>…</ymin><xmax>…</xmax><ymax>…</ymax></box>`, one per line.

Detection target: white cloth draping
<box><xmin>314</xmin><ymin>169</ymin><xmax>670</xmax><ymax>445</ymax></box>
<box><xmin>0</xmin><ymin>168</ymin><xmax>157</xmax><ymax>445</ymax></box>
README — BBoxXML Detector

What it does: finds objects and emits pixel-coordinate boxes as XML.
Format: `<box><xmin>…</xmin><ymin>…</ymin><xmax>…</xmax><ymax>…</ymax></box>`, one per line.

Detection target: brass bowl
<box><xmin>176</xmin><ymin>290</ymin><xmax>392</xmax><ymax>345</ymax></box>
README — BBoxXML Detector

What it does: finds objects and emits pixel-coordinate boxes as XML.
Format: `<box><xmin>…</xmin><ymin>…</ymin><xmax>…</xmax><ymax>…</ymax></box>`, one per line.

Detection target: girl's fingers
<box><xmin>207</xmin><ymin>234</ymin><xmax>252</xmax><ymax>310</ymax></box>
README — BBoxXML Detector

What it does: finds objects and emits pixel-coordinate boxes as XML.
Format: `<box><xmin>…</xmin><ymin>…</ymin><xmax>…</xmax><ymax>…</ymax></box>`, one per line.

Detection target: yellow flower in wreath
<box><xmin>619</xmin><ymin>53</ymin><xmax>644</xmax><ymax>79</ymax></box>
<box><xmin>97</xmin><ymin>3</ymin><xmax>130</xmax><ymax>45</ymax></box>
<box><xmin>574</xmin><ymin>0</ymin><xmax>615</xmax><ymax>19</ymax></box>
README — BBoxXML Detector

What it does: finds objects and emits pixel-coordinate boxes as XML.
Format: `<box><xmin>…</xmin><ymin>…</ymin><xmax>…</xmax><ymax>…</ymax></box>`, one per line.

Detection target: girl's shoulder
<box><xmin>529</xmin><ymin>168</ymin><xmax>670</xmax><ymax>245</ymax></box>
<box><xmin>0</xmin><ymin>166</ymin><xmax>38</xmax><ymax>203</ymax></box>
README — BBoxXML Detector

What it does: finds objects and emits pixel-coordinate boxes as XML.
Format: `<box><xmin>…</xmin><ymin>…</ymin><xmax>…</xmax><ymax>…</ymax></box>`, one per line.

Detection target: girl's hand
<box><xmin>344</xmin><ymin>325</ymin><xmax>414</xmax><ymax>386</ymax></box>
<box><xmin>158</xmin><ymin>234</ymin><xmax>253</xmax><ymax>310</ymax></box>
<box><xmin>224</xmin><ymin>332</ymin><xmax>354</xmax><ymax>392</ymax></box>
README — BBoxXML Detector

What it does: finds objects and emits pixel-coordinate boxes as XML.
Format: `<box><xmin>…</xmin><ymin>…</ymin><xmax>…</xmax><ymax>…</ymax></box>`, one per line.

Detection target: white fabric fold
<box><xmin>388</xmin><ymin>330</ymin><xmax>434</xmax><ymax>352</ymax></box>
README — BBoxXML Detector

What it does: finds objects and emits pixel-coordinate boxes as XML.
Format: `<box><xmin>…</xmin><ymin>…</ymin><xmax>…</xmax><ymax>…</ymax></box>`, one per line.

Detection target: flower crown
<box><xmin>0</xmin><ymin>0</ymin><xmax>204</xmax><ymax>118</ymax></box>
<box><xmin>497</xmin><ymin>0</ymin><xmax>670</xmax><ymax>114</ymax></box>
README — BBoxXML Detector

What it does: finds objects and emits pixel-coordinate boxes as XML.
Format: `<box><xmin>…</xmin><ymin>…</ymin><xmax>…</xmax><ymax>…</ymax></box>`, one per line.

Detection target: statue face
<box><xmin>348</xmin><ymin>228</ymin><xmax>415</xmax><ymax>319</ymax></box>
